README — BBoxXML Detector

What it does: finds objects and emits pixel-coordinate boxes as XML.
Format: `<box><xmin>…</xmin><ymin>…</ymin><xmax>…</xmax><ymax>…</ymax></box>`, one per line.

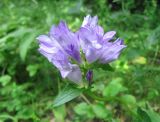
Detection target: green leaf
<box><xmin>137</xmin><ymin>107</ymin><xmax>151</xmax><ymax>122</ymax></box>
<box><xmin>53</xmin><ymin>84</ymin><xmax>83</xmax><ymax>107</ymax></box>
<box><xmin>0</xmin><ymin>75</ymin><xmax>11</xmax><ymax>86</ymax></box>
<box><xmin>26</xmin><ymin>64</ymin><xmax>39</xmax><ymax>77</ymax></box>
<box><xmin>137</xmin><ymin>106</ymin><xmax>160</xmax><ymax>122</ymax></box>
<box><xmin>120</xmin><ymin>94</ymin><xmax>137</xmax><ymax>109</ymax></box>
<box><xmin>19</xmin><ymin>32</ymin><xmax>34</xmax><ymax>61</ymax></box>
<box><xmin>146</xmin><ymin>26</ymin><xmax>160</xmax><ymax>48</ymax></box>
<box><xmin>16</xmin><ymin>108</ymin><xmax>39</xmax><ymax>120</ymax></box>
<box><xmin>146</xmin><ymin>110</ymin><xmax>160</xmax><ymax>122</ymax></box>
<box><xmin>93</xmin><ymin>69</ymin><xmax>109</xmax><ymax>81</ymax></box>
<box><xmin>92</xmin><ymin>103</ymin><xmax>110</xmax><ymax>119</ymax></box>
<box><xmin>145</xmin><ymin>106</ymin><xmax>160</xmax><ymax>122</ymax></box>
<box><xmin>93</xmin><ymin>63</ymin><xmax>114</xmax><ymax>71</ymax></box>
<box><xmin>147</xmin><ymin>89</ymin><xmax>159</xmax><ymax>100</ymax></box>
<box><xmin>53</xmin><ymin>105</ymin><xmax>66</xmax><ymax>122</ymax></box>
<box><xmin>0</xmin><ymin>114</ymin><xmax>16</xmax><ymax>121</ymax></box>
<box><xmin>74</xmin><ymin>102</ymin><xmax>95</xmax><ymax>119</ymax></box>
<box><xmin>103</xmin><ymin>79</ymin><xmax>127</xmax><ymax>99</ymax></box>
<box><xmin>99</xmin><ymin>63</ymin><xmax>114</xmax><ymax>71</ymax></box>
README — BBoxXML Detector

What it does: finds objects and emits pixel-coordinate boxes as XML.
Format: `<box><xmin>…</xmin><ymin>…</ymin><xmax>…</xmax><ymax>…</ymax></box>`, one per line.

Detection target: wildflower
<box><xmin>78</xmin><ymin>15</ymin><xmax>126</xmax><ymax>63</ymax></box>
<box><xmin>37</xmin><ymin>15</ymin><xmax>126</xmax><ymax>84</ymax></box>
<box><xmin>86</xmin><ymin>70</ymin><xmax>93</xmax><ymax>86</ymax></box>
<box><xmin>37</xmin><ymin>21</ymin><xmax>82</xmax><ymax>83</ymax></box>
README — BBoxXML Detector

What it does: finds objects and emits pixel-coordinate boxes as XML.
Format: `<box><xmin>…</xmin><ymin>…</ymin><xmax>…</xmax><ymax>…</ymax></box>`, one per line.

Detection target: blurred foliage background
<box><xmin>0</xmin><ymin>0</ymin><xmax>160</xmax><ymax>121</ymax></box>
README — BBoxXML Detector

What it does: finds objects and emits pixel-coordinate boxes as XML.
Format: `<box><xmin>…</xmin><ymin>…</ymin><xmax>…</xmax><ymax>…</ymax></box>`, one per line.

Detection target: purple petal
<box><xmin>90</xmin><ymin>16</ymin><xmax>98</xmax><ymax>28</ymax></box>
<box><xmin>78</xmin><ymin>27</ymin><xmax>102</xmax><ymax>63</ymax></box>
<box><xmin>37</xmin><ymin>21</ymin><xmax>83</xmax><ymax>84</ymax></box>
<box><xmin>37</xmin><ymin>35</ymin><xmax>60</xmax><ymax>62</ymax></box>
<box><xmin>37</xmin><ymin>35</ymin><xmax>73</xmax><ymax>77</ymax></box>
<box><xmin>78</xmin><ymin>27</ymin><xmax>102</xmax><ymax>51</ymax></box>
<box><xmin>86</xmin><ymin>70</ymin><xmax>93</xmax><ymax>84</ymax></box>
<box><xmin>91</xmin><ymin>40</ymin><xmax>102</xmax><ymax>49</ymax></box>
<box><xmin>78</xmin><ymin>27</ymin><xmax>96</xmax><ymax>41</ymax></box>
<box><xmin>49</xmin><ymin>21</ymin><xmax>81</xmax><ymax>63</ymax></box>
<box><xmin>51</xmin><ymin>52</ymin><xmax>82</xmax><ymax>83</ymax></box>
<box><xmin>51</xmin><ymin>51</ymin><xmax>70</xmax><ymax>69</ymax></box>
<box><xmin>66</xmin><ymin>64</ymin><xmax>82</xmax><ymax>84</ymax></box>
<box><xmin>114</xmin><ymin>38</ymin><xmax>124</xmax><ymax>45</ymax></box>
<box><xmin>85</xmin><ymin>46</ymin><xmax>100</xmax><ymax>63</ymax></box>
<box><xmin>37</xmin><ymin>35</ymin><xmax>54</xmax><ymax>47</ymax></box>
<box><xmin>82</xmin><ymin>15</ymin><xmax>91</xmax><ymax>27</ymax></box>
<box><xmin>99</xmin><ymin>39</ymin><xmax>126</xmax><ymax>63</ymax></box>
<box><xmin>60</xmin><ymin>69</ymin><xmax>71</xmax><ymax>78</ymax></box>
<box><xmin>38</xmin><ymin>48</ymin><xmax>54</xmax><ymax>62</ymax></box>
<box><xmin>95</xmin><ymin>25</ymin><xmax>104</xmax><ymax>36</ymax></box>
<box><xmin>82</xmin><ymin>15</ymin><xmax>98</xmax><ymax>28</ymax></box>
<box><xmin>103</xmin><ymin>31</ymin><xmax>116</xmax><ymax>41</ymax></box>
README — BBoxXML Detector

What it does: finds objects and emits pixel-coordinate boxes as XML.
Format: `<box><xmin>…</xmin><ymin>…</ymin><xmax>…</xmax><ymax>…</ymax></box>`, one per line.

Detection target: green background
<box><xmin>0</xmin><ymin>0</ymin><xmax>160</xmax><ymax>121</ymax></box>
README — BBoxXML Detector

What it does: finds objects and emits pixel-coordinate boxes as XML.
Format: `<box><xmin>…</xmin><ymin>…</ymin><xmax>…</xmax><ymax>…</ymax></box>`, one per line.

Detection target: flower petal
<box><xmin>85</xmin><ymin>46</ymin><xmax>100</xmax><ymax>63</ymax></box>
<box><xmin>99</xmin><ymin>39</ymin><xmax>126</xmax><ymax>63</ymax></box>
<box><xmin>95</xmin><ymin>25</ymin><xmax>104</xmax><ymax>36</ymax></box>
<box><xmin>103</xmin><ymin>31</ymin><xmax>116</xmax><ymax>41</ymax></box>
<box><xmin>82</xmin><ymin>15</ymin><xmax>98</xmax><ymax>28</ymax></box>
<box><xmin>66</xmin><ymin>64</ymin><xmax>82</xmax><ymax>84</ymax></box>
<box><xmin>50</xmin><ymin>21</ymin><xmax>81</xmax><ymax>63</ymax></box>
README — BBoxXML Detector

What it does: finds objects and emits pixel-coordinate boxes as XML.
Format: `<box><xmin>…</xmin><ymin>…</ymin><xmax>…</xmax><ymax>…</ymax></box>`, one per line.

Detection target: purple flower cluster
<box><xmin>37</xmin><ymin>15</ymin><xmax>126</xmax><ymax>84</ymax></box>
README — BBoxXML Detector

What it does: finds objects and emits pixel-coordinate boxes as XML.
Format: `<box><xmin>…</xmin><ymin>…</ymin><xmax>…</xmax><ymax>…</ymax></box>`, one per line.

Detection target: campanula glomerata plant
<box><xmin>37</xmin><ymin>15</ymin><xmax>126</xmax><ymax>106</ymax></box>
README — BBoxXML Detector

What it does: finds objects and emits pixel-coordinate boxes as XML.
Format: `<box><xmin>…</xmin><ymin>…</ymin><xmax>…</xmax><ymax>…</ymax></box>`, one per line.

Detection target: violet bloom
<box><xmin>86</xmin><ymin>70</ymin><xmax>93</xmax><ymax>86</ymax></box>
<box><xmin>37</xmin><ymin>21</ymin><xmax>82</xmax><ymax>84</ymax></box>
<box><xmin>37</xmin><ymin>15</ymin><xmax>126</xmax><ymax>84</ymax></box>
<box><xmin>78</xmin><ymin>15</ymin><xmax>126</xmax><ymax>63</ymax></box>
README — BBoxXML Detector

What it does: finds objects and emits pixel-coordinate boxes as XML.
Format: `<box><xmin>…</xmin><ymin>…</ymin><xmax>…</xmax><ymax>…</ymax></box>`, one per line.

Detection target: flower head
<box><xmin>49</xmin><ymin>21</ymin><xmax>81</xmax><ymax>63</ymax></box>
<box><xmin>37</xmin><ymin>21</ymin><xmax>82</xmax><ymax>84</ymax></box>
<box><xmin>37</xmin><ymin>15</ymin><xmax>126</xmax><ymax>84</ymax></box>
<box><xmin>78</xmin><ymin>15</ymin><xmax>126</xmax><ymax>63</ymax></box>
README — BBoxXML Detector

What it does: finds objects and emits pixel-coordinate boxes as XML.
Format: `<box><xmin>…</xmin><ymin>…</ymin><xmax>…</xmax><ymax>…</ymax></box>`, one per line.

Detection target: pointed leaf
<box><xmin>53</xmin><ymin>85</ymin><xmax>83</xmax><ymax>107</ymax></box>
<box><xmin>137</xmin><ymin>107</ymin><xmax>151</xmax><ymax>122</ymax></box>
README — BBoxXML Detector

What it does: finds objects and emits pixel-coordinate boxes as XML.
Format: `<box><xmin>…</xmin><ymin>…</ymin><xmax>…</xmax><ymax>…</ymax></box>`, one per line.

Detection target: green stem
<box><xmin>81</xmin><ymin>94</ymin><xmax>91</xmax><ymax>105</ymax></box>
<box><xmin>151</xmin><ymin>45</ymin><xmax>159</xmax><ymax>65</ymax></box>
<box><xmin>84</xmin><ymin>90</ymin><xmax>108</xmax><ymax>102</ymax></box>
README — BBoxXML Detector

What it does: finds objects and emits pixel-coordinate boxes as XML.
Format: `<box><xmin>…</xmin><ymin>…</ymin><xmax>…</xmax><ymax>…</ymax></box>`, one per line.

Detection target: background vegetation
<box><xmin>0</xmin><ymin>0</ymin><xmax>160</xmax><ymax>121</ymax></box>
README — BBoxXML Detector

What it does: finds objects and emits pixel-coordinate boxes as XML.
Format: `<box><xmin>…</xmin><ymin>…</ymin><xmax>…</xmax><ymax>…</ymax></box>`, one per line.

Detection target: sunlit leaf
<box><xmin>74</xmin><ymin>102</ymin><xmax>95</xmax><ymax>119</ymax></box>
<box><xmin>92</xmin><ymin>103</ymin><xmax>110</xmax><ymax>119</ymax></box>
<box><xmin>53</xmin><ymin>105</ymin><xmax>66</xmax><ymax>122</ymax></box>
<box><xmin>103</xmin><ymin>79</ymin><xmax>127</xmax><ymax>99</ymax></box>
<box><xmin>0</xmin><ymin>75</ymin><xmax>11</xmax><ymax>86</ymax></box>
<box><xmin>19</xmin><ymin>32</ymin><xmax>34</xmax><ymax>61</ymax></box>
<box><xmin>26</xmin><ymin>64</ymin><xmax>39</xmax><ymax>77</ymax></box>
<box><xmin>120</xmin><ymin>94</ymin><xmax>137</xmax><ymax>109</ymax></box>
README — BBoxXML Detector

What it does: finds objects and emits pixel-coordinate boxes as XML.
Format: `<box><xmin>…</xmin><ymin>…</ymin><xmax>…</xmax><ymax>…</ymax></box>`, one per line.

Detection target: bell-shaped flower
<box><xmin>78</xmin><ymin>15</ymin><xmax>126</xmax><ymax>63</ymax></box>
<box><xmin>37</xmin><ymin>15</ymin><xmax>126</xmax><ymax>85</ymax></box>
<box><xmin>49</xmin><ymin>21</ymin><xmax>81</xmax><ymax>63</ymax></box>
<box><xmin>37</xmin><ymin>22</ymin><xmax>82</xmax><ymax>84</ymax></box>
<box><xmin>98</xmin><ymin>38</ymin><xmax>126</xmax><ymax>63</ymax></box>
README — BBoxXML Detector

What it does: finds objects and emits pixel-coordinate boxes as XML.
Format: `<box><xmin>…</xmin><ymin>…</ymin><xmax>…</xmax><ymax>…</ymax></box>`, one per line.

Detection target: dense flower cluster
<box><xmin>37</xmin><ymin>15</ymin><xmax>126</xmax><ymax>84</ymax></box>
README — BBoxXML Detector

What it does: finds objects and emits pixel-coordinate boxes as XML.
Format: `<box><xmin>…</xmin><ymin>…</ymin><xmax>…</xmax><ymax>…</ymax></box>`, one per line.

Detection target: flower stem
<box><xmin>81</xmin><ymin>94</ymin><xmax>91</xmax><ymax>105</ymax></box>
<box><xmin>84</xmin><ymin>90</ymin><xmax>108</xmax><ymax>102</ymax></box>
